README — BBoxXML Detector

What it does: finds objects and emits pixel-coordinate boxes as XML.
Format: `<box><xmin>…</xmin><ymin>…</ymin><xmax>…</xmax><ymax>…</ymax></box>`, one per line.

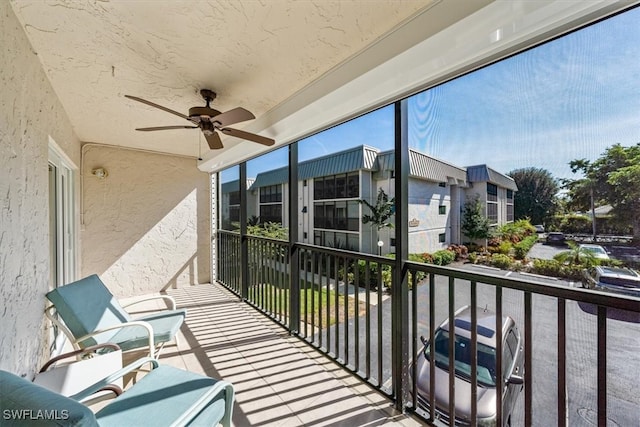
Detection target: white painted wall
<box><xmin>81</xmin><ymin>145</ymin><xmax>210</xmax><ymax>298</ymax></box>
<box><xmin>407</xmin><ymin>179</ymin><xmax>451</xmax><ymax>254</ymax></box>
<box><xmin>0</xmin><ymin>2</ymin><xmax>81</xmax><ymax>378</ymax></box>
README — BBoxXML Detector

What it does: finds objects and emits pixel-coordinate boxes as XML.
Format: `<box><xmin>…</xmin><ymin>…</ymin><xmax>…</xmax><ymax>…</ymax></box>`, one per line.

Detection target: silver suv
<box><xmin>414</xmin><ymin>306</ymin><xmax>524</xmax><ymax>426</ymax></box>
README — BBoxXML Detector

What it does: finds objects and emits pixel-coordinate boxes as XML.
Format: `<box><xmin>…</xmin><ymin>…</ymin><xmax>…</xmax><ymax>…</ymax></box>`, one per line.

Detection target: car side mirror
<box><xmin>507</xmin><ymin>374</ymin><xmax>524</xmax><ymax>385</ymax></box>
<box><xmin>420</xmin><ymin>335</ymin><xmax>428</xmax><ymax>346</ymax></box>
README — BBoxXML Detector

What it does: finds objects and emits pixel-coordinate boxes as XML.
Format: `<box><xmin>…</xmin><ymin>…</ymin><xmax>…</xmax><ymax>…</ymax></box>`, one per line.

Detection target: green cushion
<box><xmin>0</xmin><ymin>370</ymin><xmax>98</xmax><ymax>427</ymax></box>
<box><xmin>46</xmin><ymin>275</ymin><xmax>130</xmax><ymax>347</ymax></box>
<box><xmin>108</xmin><ymin>310</ymin><xmax>186</xmax><ymax>351</ymax></box>
<box><xmin>95</xmin><ymin>366</ymin><xmax>227</xmax><ymax>426</ymax></box>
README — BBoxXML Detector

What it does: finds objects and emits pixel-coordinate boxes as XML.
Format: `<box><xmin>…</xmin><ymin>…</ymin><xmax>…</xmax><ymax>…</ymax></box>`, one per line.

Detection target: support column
<box><xmin>240</xmin><ymin>163</ymin><xmax>248</xmax><ymax>300</ymax></box>
<box><xmin>289</xmin><ymin>143</ymin><xmax>300</xmax><ymax>333</ymax></box>
<box><xmin>392</xmin><ymin>99</ymin><xmax>410</xmax><ymax>410</ymax></box>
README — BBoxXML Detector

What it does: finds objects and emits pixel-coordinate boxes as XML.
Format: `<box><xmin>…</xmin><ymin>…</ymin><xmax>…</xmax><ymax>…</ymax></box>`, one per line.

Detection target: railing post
<box><xmin>289</xmin><ymin>142</ymin><xmax>300</xmax><ymax>333</ymax></box>
<box><xmin>240</xmin><ymin>162</ymin><xmax>248</xmax><ymax>300</ymax></box>
<box><xmin>392</xmin><ymin>99</ymin><xmax>410</xmax><ymax>410</ymax></box>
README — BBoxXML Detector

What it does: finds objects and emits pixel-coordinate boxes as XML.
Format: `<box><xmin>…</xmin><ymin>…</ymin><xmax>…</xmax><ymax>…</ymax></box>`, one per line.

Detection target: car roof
<box><xmin>580</xmin><ymin>244</ymin><xmax>605</xmax><ymax>250</ymax></box>
<box><xmin>440</xmin><ymin>305</ymin><xmax>514</xmax><ymax>348</ymax></box>
<box><xmin>595</xmin><ymin>266</ymin><xmax>640</xmax><ymax>278</ymax></box>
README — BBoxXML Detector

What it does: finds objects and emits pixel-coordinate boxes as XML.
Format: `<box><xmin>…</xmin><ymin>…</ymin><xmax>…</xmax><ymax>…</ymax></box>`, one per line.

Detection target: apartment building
<box><xmin>221</xmin><ymin>145</ymin><xmax>517</xmax><ymax>255</ymax></box>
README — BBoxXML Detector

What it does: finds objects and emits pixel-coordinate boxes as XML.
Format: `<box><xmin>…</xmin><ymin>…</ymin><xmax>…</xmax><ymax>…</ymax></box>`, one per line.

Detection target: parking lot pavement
<box><xmin>527</xmin><ymin>242</ymin><xmax>568</xmax><ymax>260</ymax></box>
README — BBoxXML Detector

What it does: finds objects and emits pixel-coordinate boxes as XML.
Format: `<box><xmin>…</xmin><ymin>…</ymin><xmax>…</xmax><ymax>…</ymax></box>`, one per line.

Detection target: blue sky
<box><xmin>225</xmin><ymin>7</ymin><xmax>640</xmax><ymax>183</ymax></box>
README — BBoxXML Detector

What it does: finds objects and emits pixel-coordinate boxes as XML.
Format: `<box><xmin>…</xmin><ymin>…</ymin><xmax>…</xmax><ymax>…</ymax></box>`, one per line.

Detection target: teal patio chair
<box><xmin>0</xmin><ymin>358</ymin><xmax>234</xmax><ymax>427</ymax></box>
<box><xmin>45</xmin><ymin>274</ymin><xmax>186</xmax><ymax>358</ymax></box>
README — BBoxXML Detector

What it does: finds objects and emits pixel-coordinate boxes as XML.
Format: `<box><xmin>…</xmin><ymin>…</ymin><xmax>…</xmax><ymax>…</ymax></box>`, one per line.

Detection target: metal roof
<box><xmin>377</xmin><ymin>149</ymin><xmax>468</xmax><ymax>184</ymax></box>
<box><xmin>244</xmin><ymin>145</ymin><xmax>514</xmax><ymax>192</ymax></box>
<box><xmin>466</xmin><ymin>164</ymin><xmax>518</xmax><ymax>191</ymax></box>
<box><xmin>221</xmin><ymin>178</ymin><xmax>254</xmax><ymax>193</ymax></box>
<box><xmin>250</xmin><ymin>145</ymin><xmax>379</xmax><ymax>189</ymax></box>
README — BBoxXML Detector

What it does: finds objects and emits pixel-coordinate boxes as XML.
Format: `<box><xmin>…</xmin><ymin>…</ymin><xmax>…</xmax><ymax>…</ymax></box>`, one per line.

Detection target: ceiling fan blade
<box><xmin>210</xmin><ymin>107</ymin><xmax>255</xmax><ymax>127</ymax></box>
<box><xmin>125</xmin><ymin>95</ymin><xmax>190</xmax><ymax>121</ymax></box>
<box><xmin>204</xmin><ymin>131</ymin><xmax>224</xmax><ymax>150</ymax></box>
<box><xmin>135</xmin><ymin>125</ymin><xmax>198</xmax><ymax>131</ymax></box>
<box><xmin>220</xmin><ymin>127</ymin><xmax>275</xmax><ymax>146</ymax></box>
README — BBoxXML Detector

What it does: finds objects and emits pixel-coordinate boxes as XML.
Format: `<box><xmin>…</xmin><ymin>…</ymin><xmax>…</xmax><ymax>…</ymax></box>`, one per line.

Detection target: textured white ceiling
<box><xmin>10</xmin><ymin>0</ymin><xmax>439</xmax><ymax>157</ymax></box>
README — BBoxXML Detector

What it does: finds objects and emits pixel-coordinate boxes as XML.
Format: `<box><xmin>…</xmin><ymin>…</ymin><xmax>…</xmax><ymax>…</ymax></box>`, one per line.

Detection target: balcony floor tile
<box><xmin>123</xmin><ymin>283</ymin><xmax>422</xmax><ymax>426</ymax></box>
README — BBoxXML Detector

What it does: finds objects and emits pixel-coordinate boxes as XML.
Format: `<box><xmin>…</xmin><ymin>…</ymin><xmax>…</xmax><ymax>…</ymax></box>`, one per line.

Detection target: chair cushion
<box><xmin>0</xmin><ymin>370</ymin><xmax>98</xmax><ymax>427</ymax></box>
<box><xmin>94</xmin><ymin>366</ymin><xmax>226</xmax><ymax>427</ymax></box>
<box><xmin>46</xmin><ymin>275</ymin><xmax>130</xmax><ymax>347</ymax></box>
<box><xmin>108</xmin><ymin>310</ymin><xmax>186</xmax><ymax>351</ymax></box>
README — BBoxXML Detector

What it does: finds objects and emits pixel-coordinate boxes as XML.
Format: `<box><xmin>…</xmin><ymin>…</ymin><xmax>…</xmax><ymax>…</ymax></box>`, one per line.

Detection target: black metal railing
<box><xmin>217</xmin><ymin>230</ymin><xmax>241</xmax><ymax>294</ymax></box>
<box><xmin>216</xmin><ymin>233</ymin><xmax>640</xmax><ymax>426</ymax></box>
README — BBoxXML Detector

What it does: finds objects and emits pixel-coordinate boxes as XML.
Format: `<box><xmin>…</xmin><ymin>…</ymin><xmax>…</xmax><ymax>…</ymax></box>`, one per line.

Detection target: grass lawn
<box><xmin>249</xmin><ymin>281</ymin><xmax>368</xmax><ymax>327</ymax></box>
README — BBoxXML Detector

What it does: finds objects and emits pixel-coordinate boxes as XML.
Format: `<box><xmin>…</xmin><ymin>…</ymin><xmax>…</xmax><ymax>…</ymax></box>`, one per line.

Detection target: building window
<box><xmin>229</xmin><ymin>206</ymin><xmax>240</xmax><ymax>223</ymax></box>
<box><xmin>259</xmin><ymin>204</ymin><xmax>282</xmax><ymax>224</ymax></box>
<box><xmin>506</xmin><ymin>204</ymin><xmax>514</xmax><ymax>222</ymax></box>
<box><xmin>313</xmin><ymin>230</ymin><xmax>359</xmax><ymax>251</ymax></box>
<box><xmin>439</xmin><ymin>233</ymin><xmax>446</xmax><ymax>243</ymax></box>
<box><xmin>390</xmin><ymin>238</ymin><xmax>396</xmax><ymax>247</ymax></box>
<box><xmin>487</xmin><ymin>203</ymin><xmax>498</xmax><ymax>224</ymax></box>
<box><xmin>314</xmin><ymin>200</ymin><xmax>359</xmax><ymax>231</ymax></box>
<box><xmin>439</xmin><ymin>205</ymin><xmax>446</xmax><ymax>215</ymax></box>
<box><xmin>487</xmin><ymin>183</ymin><xmax>498</xmax><ymax>202</ymax></box>
<box><xmin>228</xmin><ymin>190</ymin><xmax>240</xmax><ymax>206</ymax></box>
<box><xmin>438</xmin><ymin>182</ymin><xmax>446</xmax><ymax>187</ymax></box>
<box><xmin>315</xmin><ymin>172</ymin><xmax>359</xmax><ymax>200</ymax></box>
<box><xmin>259</xmin><ymin>184</ymin><xmax>282</xmax><ymax>203</ymax></box>
<box><xmin>507</xmin><ymin>189</ymin><xmax>514</xmax><ymax>200</ymax></box>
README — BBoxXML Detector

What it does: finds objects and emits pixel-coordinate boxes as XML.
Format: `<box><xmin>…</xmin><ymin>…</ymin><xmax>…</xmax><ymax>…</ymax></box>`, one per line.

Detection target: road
<box><xmin>317</xmin><ymin>263</ymin><xmax>640</xmax><ymax>426</ymax></box>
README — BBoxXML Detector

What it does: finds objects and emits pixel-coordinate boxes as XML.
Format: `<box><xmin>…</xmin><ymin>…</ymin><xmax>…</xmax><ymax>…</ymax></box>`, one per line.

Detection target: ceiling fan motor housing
<box><xmin>189</xmin><ymin>106</ymin><xmax>221</xmax><ymax>120</ymax></box>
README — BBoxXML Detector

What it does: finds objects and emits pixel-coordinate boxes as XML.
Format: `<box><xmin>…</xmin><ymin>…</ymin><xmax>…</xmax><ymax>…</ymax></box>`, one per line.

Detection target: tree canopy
<box><xmin>508</xmin><ymin>167</ymin><xmax>559</xmax><ymax>225</ymax></box>
<box><xmin>566</xmin><ymin>143</ymin><xmax>640</xmax><ymax>238</ymax></box>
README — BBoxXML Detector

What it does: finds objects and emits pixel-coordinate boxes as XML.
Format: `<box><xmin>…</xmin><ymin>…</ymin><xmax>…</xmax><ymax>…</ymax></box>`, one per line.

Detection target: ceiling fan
<box><xmin>125</xmin><ymin>89</ymin><xmax>275</xmax><ymax>150</ymax></box>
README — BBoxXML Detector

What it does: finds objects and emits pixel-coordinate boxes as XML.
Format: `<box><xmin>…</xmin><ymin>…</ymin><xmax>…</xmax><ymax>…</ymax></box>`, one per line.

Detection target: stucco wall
<box><xmin>407</xmin><ymin>179</ymin><xmax>451</xmax><ymax>254</ymax></box>
<box><xmin>0</xmin><ymin>3</ymin><xmax>81</xmax><ymax>378</ymax></box>
<box><xmin>81</xmin><ymin>145</ymin><xmax>210</xmax><ymax>298</ymax></box>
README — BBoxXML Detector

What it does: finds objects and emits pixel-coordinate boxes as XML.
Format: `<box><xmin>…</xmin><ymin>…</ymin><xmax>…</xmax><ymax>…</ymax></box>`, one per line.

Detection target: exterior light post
<box><xmin>377</xmin><ymin>240</ymin><xmax>384</xmax><ymax>256</ymax></box>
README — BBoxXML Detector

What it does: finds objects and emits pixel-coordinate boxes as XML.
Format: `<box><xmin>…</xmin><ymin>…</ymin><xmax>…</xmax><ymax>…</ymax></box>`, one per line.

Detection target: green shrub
<box><xmin>531</xmin><ymin>259</ymin><xmax>584</xmax><ymax>280</ymax></box>
<box><xmin>432</xmin><ymin>250</ymin><xmax>456</xmax><ymax>266</ymax></box>
<box><xmin>497</xmin><ymin>241</ymin><xmax>512</xmax><ymax>255</ymax></box>
<box><xmin>513</xmin><ymin>235</ymin><xmax>538</xmax><ymax>260</ymax></box>
<box><xmin>489</xmin><ymin>253</ymin><xmax>514</xmax><ymax>269</ymax></box>
<box><xmin>468</xmin><ymin>252</ymin><xmax>478</xmax><ymax>264</ymax></box>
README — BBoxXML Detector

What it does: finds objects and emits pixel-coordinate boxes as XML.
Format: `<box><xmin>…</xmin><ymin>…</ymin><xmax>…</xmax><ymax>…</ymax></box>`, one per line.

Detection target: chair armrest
<box><xmin>74</xmin><ymin>321</ymin><xmax>156</xmax><ymax>358</ymax></box>
<box><xmin>122</xmin><ymin>295</ymin><xmax>177</xmax><ymax>311</ymax></box>
<box><xmin>69</xmin><ymin>357</ymin><xmax>159</xmax><ymax>402</ymax></box>
<box><xmin>39</xmin><ymin>343</ymin><xmax>121</xmax><ymax>373</ymax></box>
<box><xmin>168</xmin><ymin>380</ymin><xmax>235</xmax><ymax>427</ymax></box>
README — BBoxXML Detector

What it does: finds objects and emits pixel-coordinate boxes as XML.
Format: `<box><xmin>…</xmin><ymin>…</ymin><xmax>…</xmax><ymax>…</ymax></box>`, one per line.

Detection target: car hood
<box><xmin>415</xmin><ymin>353</ymin><xmax>497</xmax><ymax>421</ymax></box>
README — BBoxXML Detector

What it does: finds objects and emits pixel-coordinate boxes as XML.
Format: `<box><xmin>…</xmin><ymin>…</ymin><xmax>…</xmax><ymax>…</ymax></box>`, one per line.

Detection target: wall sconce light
<box><xmin>91</xmin><ymin>167</ymin><xmax>108</xmax><ymax>179</ymax></box>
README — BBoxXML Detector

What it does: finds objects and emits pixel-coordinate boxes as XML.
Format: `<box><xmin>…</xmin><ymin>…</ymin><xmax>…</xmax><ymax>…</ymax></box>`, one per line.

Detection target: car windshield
<box><xmin>583</xmin><ymin>246</ymin><xmax>605</xmax><ymax>255</ymax></box>
<box><xmin>424</xmin><ymin>329</ymin><xmax>497</xmax><ymax>387</ymax></box>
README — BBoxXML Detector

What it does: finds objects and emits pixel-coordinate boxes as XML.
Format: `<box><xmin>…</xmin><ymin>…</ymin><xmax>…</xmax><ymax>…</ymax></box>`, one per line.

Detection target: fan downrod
<box><xmin>200</xmin><ymin>89</ymin><xmax>216</xmax><ymax>105</ymax></box>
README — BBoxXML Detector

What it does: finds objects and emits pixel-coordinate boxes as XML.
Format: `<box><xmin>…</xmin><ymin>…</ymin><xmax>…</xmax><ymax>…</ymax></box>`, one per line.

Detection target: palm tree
<box><xmin>553</xmin><ymin>242</ymin><xmax>598</xmax><ymax>267</ymax></box>
<box><xmin>359</xmin><ymin>188</ymin><xmax>395</xmax><ymax>255</ymax></box>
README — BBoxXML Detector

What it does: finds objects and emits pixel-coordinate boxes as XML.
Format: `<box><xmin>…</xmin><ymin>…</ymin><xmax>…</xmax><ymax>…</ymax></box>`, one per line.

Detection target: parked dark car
<box><xmin>582</xmin><ymin>266</ymin><xmax>640</xmax><ymax>297</ymax></box>
<box><xmin>414</xmin><ymin>306</ymin><xmax>524</xmax><ymax>426</ymax></box>
<box><xmin>546</xmin><ymin>232</ymin><xmax>566</xmax><ymax>245</ymax></box>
